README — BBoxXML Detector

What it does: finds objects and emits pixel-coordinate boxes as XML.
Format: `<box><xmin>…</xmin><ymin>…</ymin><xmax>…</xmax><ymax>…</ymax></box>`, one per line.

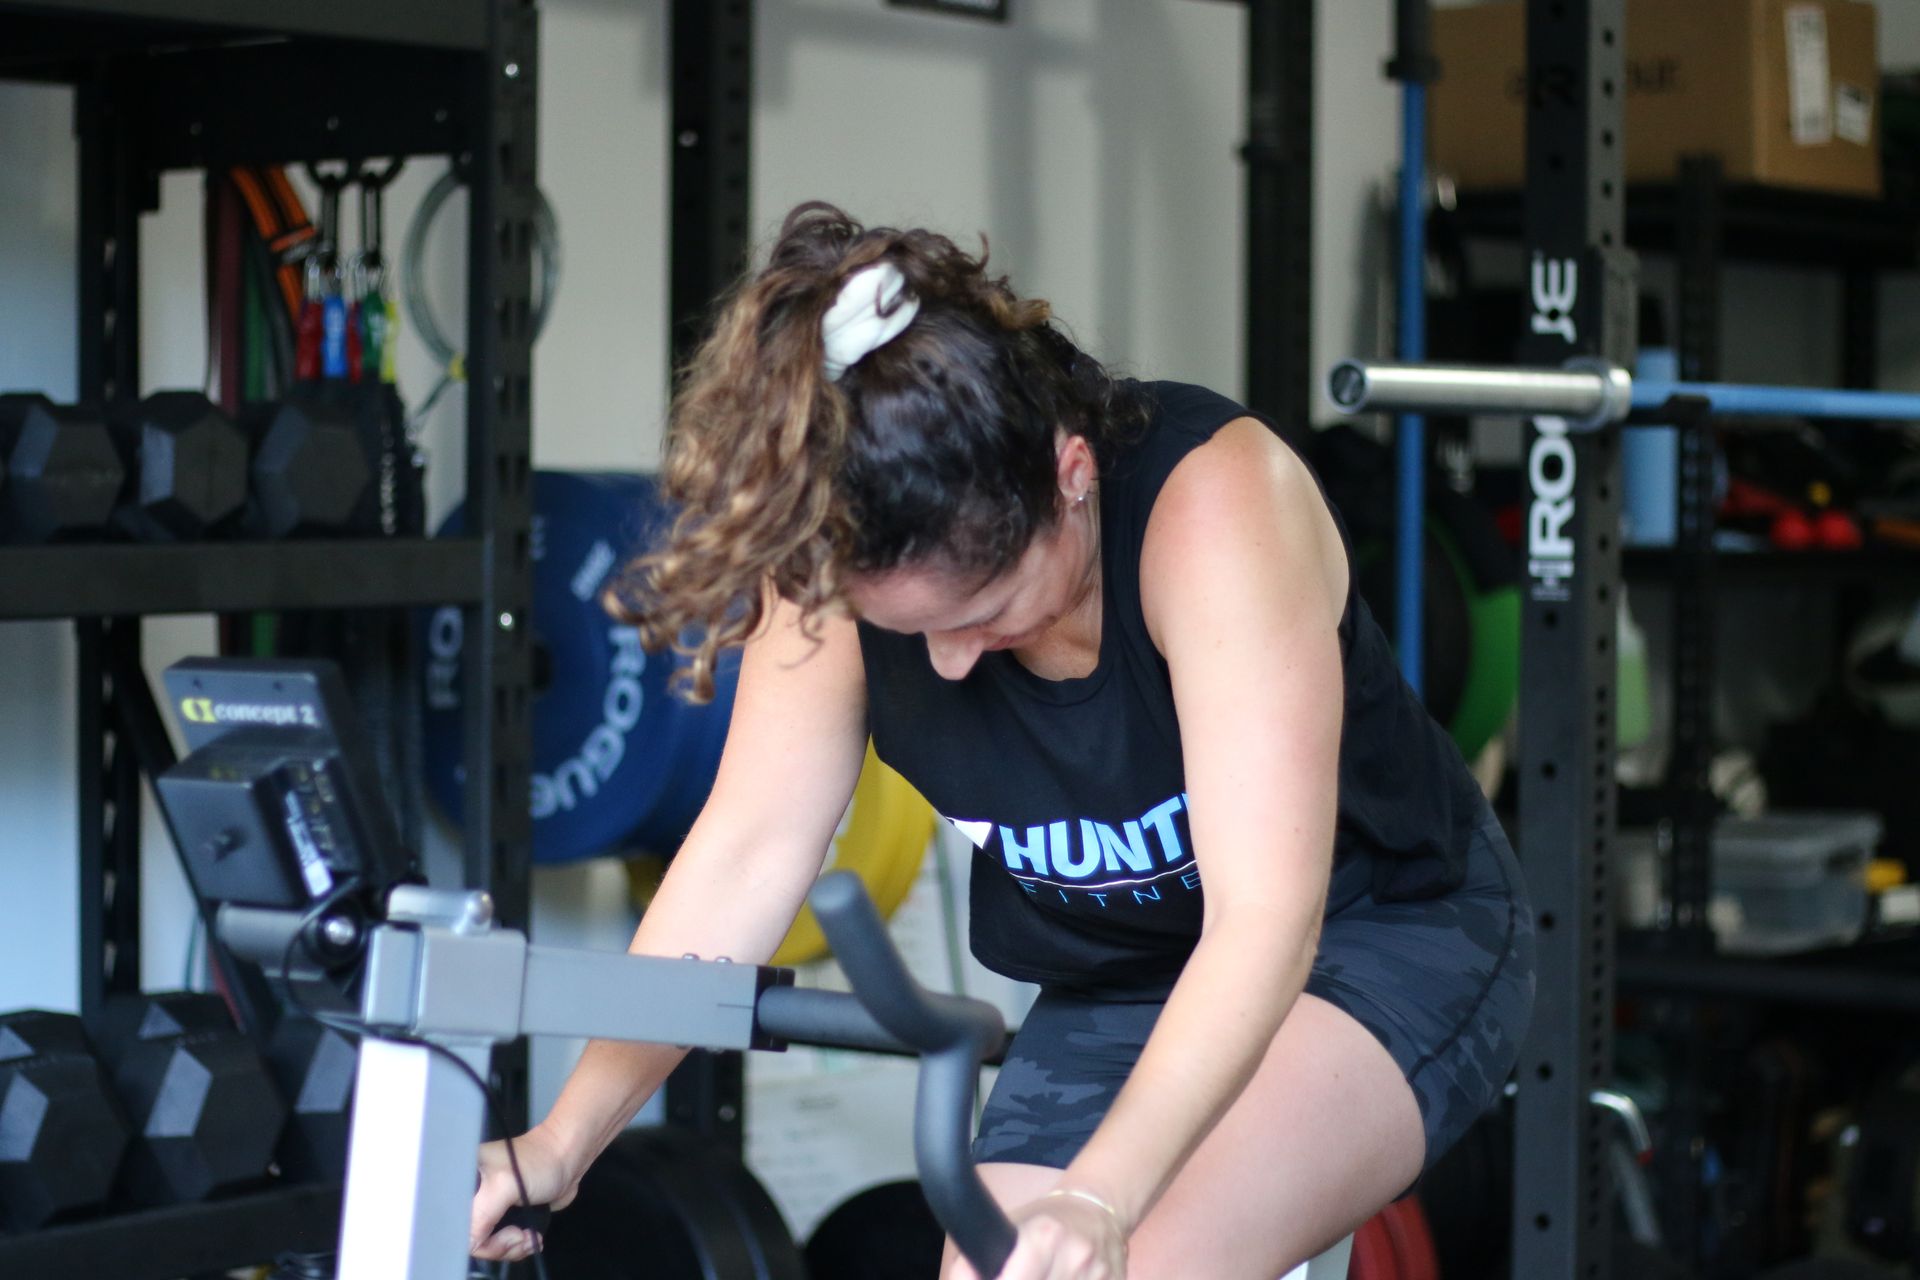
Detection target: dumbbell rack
<box><xmin>0</xmin><ymin>3</ymin><xmax>538</xmax><ymax>1276</ymax></box>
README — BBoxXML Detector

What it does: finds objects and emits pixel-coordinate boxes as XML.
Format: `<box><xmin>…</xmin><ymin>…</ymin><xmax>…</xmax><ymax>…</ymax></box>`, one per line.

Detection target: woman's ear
<box><xmin>1055</xmin><ymin>433</ymin><xmax>1097</xmax><ymax>505</ymax></box>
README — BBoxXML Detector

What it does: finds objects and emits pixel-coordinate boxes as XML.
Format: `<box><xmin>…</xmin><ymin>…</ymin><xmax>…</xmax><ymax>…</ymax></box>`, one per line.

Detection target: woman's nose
<box><xmin>925</xmin><ymin>632</ymin><xmax>984</xmax><ymax>681</ymax></box>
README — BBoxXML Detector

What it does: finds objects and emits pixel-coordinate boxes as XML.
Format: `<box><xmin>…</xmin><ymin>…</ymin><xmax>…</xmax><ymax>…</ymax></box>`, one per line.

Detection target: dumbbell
<box><xmin>245</xmin><ymin>394</ymin><xmax>374</xmax><ymax>538</ymax></box>
<box><xmin>86</xmin><ymin>991</ymin><xmax>287</xmax><ymax>1206</ymax></box>
<box><xmin>0</xmin><ymin>393</ymin><xmax>125</xmax><ymax>542</ymax></box>
<box><xmin>264</xmin><ymin>1011</ymin><xmax>356</xmax><ymax>1184</ymax></box>
<box><xmin>108</xmin><ymin>391</ymin><xmax>250</xmax><ymax>540</ymax></box>
<box><xmin>0</xmin><ymin>1010</ymin><xmax>129</xmax><ymax>1231</ymax></box>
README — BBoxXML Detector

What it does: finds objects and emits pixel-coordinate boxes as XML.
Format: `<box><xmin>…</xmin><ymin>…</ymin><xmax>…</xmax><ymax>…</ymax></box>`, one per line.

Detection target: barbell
<box><xmin>1327</xmin><ymin>360</ymin><xmax>1920</xmax><ymax>429</ymax></box>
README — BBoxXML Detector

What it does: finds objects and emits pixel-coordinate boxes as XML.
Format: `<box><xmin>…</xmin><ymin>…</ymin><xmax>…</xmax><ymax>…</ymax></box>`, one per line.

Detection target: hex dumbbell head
<box><xmin>0</xmin><ymin>393</ymin><xmax>125</xmax><ymax>542</ymax></box>
<box><xmin>87</xmin><ymin>991</ymin><xmax>236</xmax><ymax>1062</ymax></box>
<box><xmin>88</xmin><ymin>993</ymin><xmax>287</xmax><ymax>1206</ymax></box>
<box><xmin>114</xmin><ymin>391</ymin><xmax>248</xmax><ymax>539</ymax></box>
<box><xmin>0</xmin><ymin>1011</ymin><xmax>129</xmax><ymax>1230</ymax></box>
<box><xmin>265</xmin><ymin>1013</ymin><xmax>356</xmax><ymax>1183</ymax></box>
<box><xmin>249</xmin><ymin>399</ymin><xmax>371</xmax><ymax>537</ymax></box>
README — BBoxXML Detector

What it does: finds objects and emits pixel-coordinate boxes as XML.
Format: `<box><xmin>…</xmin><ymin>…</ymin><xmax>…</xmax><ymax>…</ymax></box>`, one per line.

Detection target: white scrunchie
<box><xmin>821</xmin><ymin>261</ymin><xmax>920</xmax><ymax>382</ymax></box>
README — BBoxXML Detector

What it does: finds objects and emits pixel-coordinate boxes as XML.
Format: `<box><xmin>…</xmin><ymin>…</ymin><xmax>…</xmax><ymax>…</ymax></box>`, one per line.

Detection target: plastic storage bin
<box><xmin>1616</xmin><ymin>827</ymin><xmax>1664</xmax><ymax>931</ymax></box>
<box><xmin>1711</xmin><ymin>811</ymin><xmax>1882</xmax><ymax>955</ymax></box>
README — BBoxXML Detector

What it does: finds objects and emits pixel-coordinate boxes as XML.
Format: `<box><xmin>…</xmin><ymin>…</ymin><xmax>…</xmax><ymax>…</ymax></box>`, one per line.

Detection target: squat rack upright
<box><xmin>1492</xmin><ymin>2</ymin><xmax>1633</xmax><ymax>1275</ymax></box>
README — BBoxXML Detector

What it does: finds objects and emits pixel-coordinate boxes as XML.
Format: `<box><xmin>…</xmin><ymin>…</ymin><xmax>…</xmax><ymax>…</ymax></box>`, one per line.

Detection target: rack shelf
<box><xmin>0</xmin><ymin>1</ymin><xmax>488</xmax><ymax>77</ymax></box>
<box><xmin>1618</xmin><ymin>936</ymin><xmax>1920</xmax><ymax>1015</ymax></box>
<box><xmin>1623</xmin><ymin>545</ymin><xmax>1920</xmax><ymax>586</ymax></box>
<box><xmin>1450</xmin><ymin>181</ymin><xmax>1920</xmax><ymax>269</ymax></box>
<box><xmin>0</xmin><ymin>1183</ymin><xmax>342</xmax><ymax>1279</ymax></box>
<box><xmin>0</xmin><ymin>538</ymin><xmax>487</xmax><ymax>620</ymax></box>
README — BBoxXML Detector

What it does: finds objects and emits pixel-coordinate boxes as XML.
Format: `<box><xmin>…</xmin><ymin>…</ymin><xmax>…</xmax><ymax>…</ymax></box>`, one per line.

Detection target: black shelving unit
<box><xmin>0</xmin><ymin>539</ymin><xmax>489</xmax><ymax>619</ymax></box>
<box><xmin>1455</xmin><ymin>131</ymin><xmax>1920</xmax><ymax>1271</ymax></box>
<box><xmin>1617</xmin><ymin>942</ymin><xmax>1920</xmax><ymax>1015</ymax></box>
<box><xmin>1451</xmin><ymin>177</ymin><xmax>1920</xmax><ymax>271</ymax></box>
<box><xmin>1623</xmin><ymin>546</ymin><xmax>1920</xmax><ymax>586</ymax></box>
<box><xmin>1642</xmin><ymin>163</ymin><xmax>1917</xmax><ymax>1258</ymax></box>
<box><xmin>0</xmin><ymin>1185</ymin><xmax>343</xmax><ymax>1280</ymax></box>
<box><xmin>1451</xmin><ymin>165</ymin><xmax>1920</xmax><ymax>942</ymax></box>
<box><xmin>1587</xmin><ymin>160</ymin><xmax>1919</xmax><ymax>956</ymax></box>
<box><xmin>0</xmin><ymin>2</ymin><xmax>537</xmax><ymax>1274</ymax></box>
<box><xmin>0</xmin><ymin>3</ymin><xmax>490</xmax><ymax>54</ymax></box>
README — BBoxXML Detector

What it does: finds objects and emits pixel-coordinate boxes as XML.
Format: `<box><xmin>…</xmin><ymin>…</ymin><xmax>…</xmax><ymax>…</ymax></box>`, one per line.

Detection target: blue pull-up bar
<box><xmin>1631</xmin><ymin>380</ymin><xmax>1920</xmax><ymax>423</ymax></box>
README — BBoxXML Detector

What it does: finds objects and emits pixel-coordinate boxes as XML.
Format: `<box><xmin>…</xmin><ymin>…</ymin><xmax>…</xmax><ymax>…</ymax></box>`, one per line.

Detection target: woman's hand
<box><xmin>469</xmin><ymin>1125</ymin><xmax>582</xmax><ymax>1265</ymax></box>
<box><xmin>954</xmin><ymin>1189</ymin><xmax>1129</xmax><ymax>1280</ymax></box>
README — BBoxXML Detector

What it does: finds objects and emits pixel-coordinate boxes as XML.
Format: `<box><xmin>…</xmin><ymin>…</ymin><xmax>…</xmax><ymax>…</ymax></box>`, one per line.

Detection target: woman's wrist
<box><xmin>1042</xmin><ymin>1185</ymin><xmax>1131</xmax><ymax>1236</ymax></box>
<box><xmin>527</xmin><ymin>1112</ymin><xmax>599</xmax><ymax>1189</ymax></box>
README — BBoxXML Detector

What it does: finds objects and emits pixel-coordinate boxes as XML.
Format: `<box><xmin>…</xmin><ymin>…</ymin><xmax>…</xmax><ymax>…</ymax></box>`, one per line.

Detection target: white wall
<box><xmin>0</xmin><ymin>81</ymin><xmax>82</xmax><ymax>1013</ymax></box>
<box><xmin>1321</xmin><ymin>1</ymin><xmax>1404</xmax><ymax>382</ymax></box>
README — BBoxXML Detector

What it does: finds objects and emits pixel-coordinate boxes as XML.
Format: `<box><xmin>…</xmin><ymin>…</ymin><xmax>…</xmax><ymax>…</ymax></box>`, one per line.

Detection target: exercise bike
<box><xmin>155</xmin><ymin>657</ymin><xmax>1350</xmax><ymax>1280</ymax></box>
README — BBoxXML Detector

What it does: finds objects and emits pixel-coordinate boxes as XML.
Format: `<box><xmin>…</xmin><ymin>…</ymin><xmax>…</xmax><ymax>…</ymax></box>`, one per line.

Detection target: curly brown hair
<box><xmin>607</xmin><ymin>201</ymin><xmax>1148</xmax><ymax>701</ymax></box>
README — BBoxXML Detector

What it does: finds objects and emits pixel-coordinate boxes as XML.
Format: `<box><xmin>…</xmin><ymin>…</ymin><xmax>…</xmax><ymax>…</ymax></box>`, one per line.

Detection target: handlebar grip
<box><xmin>500</xmin><ymin>1202</ymin><xmax>551</xmax><ymax>1234</ymax></box>
<box><xmin>809</xmin><ymin>872</ymin><xmax>1007</xmax><ymax>1051</ymax></box>
<box><xmin>476</xmin><ymin>1174</ymin><xmax>551</xmax><ymax>1244</ymax></box>
<box><xmin>807</xmin><ymin>871</ymin><xmax>942</xmax><ymax>1043</ymax></box>
<box><xmin>808</xmin><ymin>871</ymin><xmax>1018</xmax><ymax>1278</ymax></box>
<box><xmin>755</xmin><ymin>985</ymin><xmax>912</xmax><ymax>1055</ymax></box>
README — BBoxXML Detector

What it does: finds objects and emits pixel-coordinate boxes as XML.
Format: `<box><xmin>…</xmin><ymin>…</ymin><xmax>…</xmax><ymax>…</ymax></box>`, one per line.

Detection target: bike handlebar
<box><xmin>783</xmin><ymin>871</ymin><xmax>1018</xmax><ymax>1278</ymax></box>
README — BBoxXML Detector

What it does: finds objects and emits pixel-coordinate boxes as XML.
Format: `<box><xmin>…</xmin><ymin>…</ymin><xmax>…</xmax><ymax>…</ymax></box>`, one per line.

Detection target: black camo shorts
<box><xmin>971</xmin><ymin>815</ymin><xmax>1535</xmax><ymax>1174</ymax></box>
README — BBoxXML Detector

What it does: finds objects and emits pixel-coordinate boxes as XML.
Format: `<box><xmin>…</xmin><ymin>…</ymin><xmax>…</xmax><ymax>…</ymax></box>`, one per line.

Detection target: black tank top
<box><xmin>856</xmin><ymin>382</ymin><xmax>1484</xmax><ymax>997</ymax></box>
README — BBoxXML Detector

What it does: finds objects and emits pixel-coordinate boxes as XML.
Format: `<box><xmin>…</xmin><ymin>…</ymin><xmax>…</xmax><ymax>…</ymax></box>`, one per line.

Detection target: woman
<box><xmin>471</xmin><ymin>203</ymin><xmax>1534</xmax><ymax>1280</ymax></box>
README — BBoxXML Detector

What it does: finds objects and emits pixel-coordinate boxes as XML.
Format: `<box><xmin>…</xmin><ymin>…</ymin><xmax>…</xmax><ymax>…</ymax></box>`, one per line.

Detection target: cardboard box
<box><xmin>1430</xmin><ymin>0</ymin><xmax>1882</xmax><ymax>197</ymax></box>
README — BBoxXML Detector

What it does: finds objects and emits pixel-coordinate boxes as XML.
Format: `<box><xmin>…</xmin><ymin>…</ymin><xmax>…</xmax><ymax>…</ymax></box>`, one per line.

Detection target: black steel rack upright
<box><xmin>1510</xmin><ymin>1</ymin><xmax>1631</xmax><ymax>1276</ymax></box>
<box><xmin>660</xmin><ymin>0</ymin><xmax>755</xmax><ymax>1153</ymax></box>
<box><xmin>0</xmin><ymin>4</ymin><xmax>537</xmax><ymax>1275</ymax></box>
<box><xmin>1242</xmin><ymin>0</ymin><xmax>1314</xmax><ymax>432</ymax></box>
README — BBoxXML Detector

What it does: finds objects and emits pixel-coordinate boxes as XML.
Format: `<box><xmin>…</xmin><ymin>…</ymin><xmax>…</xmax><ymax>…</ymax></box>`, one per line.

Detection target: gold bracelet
<box><xmin>1042</xmin><ymin>1186</ymin><xmax>1128</xmax><ymax>1233</ymax></box>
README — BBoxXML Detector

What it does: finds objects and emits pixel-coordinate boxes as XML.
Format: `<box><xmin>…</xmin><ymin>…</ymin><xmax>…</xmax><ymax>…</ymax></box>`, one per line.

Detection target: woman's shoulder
<box><xmin>1138</xmin><ymin>417</ymin><xmax>1350</xmax><ymax>636</ymax></box>
<box><xmin>1135</xmin><ymin>380</ymin><xmax>1261</xmax><ymax>444</ymax></box>
<box><xmin>1122</xmin><ymin>379</ymin><xmax>1309</xmax><ymax>501</ymax></box>
<box><xmin>1102</xmin><ymin>381</ymin><xmax>1262</xmax><ymax>497</ymax></box>
<box><xmin>1154</xmin><ymin>416</ymin><xmax>1323</xmax><ymax>520</ymax></box>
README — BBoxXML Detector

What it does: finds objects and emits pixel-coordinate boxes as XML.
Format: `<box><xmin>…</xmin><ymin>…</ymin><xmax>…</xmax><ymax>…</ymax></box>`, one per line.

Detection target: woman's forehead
<box><xmin>846</xmin><ymin>562</ymin><xmax>1008</xmax><ymax>630</ymax></box>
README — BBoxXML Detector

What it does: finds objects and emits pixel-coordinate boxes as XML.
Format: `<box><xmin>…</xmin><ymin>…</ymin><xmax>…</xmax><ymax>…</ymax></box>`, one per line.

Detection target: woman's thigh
<box><xmin>1306</xmin><ymin>818</ymin><xmax>1535</xmax><ymax>1170</ymax></box>
<box><xmin>943</xmin><ymin>824</ymin><xmax>1533</xmax><ymax>1277</ymax></box>
<box><xmin>942</xmin><ymin>992</ymin><xmax>1423</xmax><ymax>1280</ymax></box>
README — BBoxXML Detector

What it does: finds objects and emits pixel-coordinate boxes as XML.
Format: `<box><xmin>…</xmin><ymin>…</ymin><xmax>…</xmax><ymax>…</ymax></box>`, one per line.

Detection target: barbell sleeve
<box><xmin>1327</xmin><ymin>360</ymin><xmax>1630</xmax><ymax>426</ymax></box>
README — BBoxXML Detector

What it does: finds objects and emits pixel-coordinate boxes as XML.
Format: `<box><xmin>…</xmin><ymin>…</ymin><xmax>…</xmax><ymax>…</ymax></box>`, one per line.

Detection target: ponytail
<box><xmin>608</xmin><ymin>201</ymin><xmax>1146</xmax><ymax>702</ymax></box>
